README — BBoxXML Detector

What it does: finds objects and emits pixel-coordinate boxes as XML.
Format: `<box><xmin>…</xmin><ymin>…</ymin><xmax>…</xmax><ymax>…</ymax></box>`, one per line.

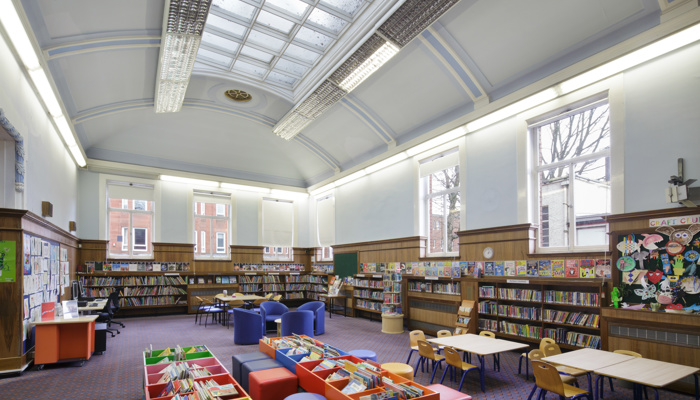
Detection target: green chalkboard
<box><xmin>334</xmin><ymin>252</ymin><xmax>358</xmax><ymax>279</ymax></box>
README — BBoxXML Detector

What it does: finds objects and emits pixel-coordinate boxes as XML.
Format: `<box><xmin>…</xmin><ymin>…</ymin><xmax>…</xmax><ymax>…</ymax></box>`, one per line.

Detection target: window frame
<box><xmin>105</xmin><ymin>179</ymin><xmax>156</xmax><ymax>259</ymax></box>
<box><xmin>216</xmin><ymin>232</ymin><xmax>226</xmax><ymax>254</ymax></box>
<box><xmin>133</xmin><ymin>227</ymin><xmax>148</xmax><ymax>252</ymax></box>
<box><xmin>192</xmin><ymin>191</ymin><xmax>231</xmax><ymax>260</ymax></box>
<box><xmin>420</xmin><ymin>149</ymin><xmax>461</xmax><ymax>257</ymax></box>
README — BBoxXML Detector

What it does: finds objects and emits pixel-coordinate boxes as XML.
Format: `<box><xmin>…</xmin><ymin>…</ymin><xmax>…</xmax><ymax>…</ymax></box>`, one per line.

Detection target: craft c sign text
<box><xmin>649</xmin><ymin>214</ymin><xmax>700</xmax><ymax>227</ymax></box>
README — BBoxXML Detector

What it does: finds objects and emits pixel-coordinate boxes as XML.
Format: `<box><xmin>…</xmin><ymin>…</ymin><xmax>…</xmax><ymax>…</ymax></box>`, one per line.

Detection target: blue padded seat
<box><xmin>234</xmin><ymin>308</ymin><xmax>264</xmax><ymax>345</ymax></box>
<box><xmin>284</xmin><ymin>393</ymin><xmax>328</xmax><ymax>400</ymax></box>
<box><xmin>347</xmin><ymin>349</ymin><xmax>377</xmax><ymax>362</ymax></box>
<box><xmin>232</xmin><ymin>352</ymin><xmax>271</xmax><ymax>383</ymax></box>
<box><xmin>260</xmin><ymin>301</ymin><xmax>289</xmax><ymax>333</ymax></box>
<box><xmin>241</xmin><ymin>358</ymin><xmax>283</xmax><ymax>392</ymax></box>
<box><xmin>281</xmin><ymin>310</ymin><xmax>315</xmax><ymax>338</ymax></box>
<box><xmin>297</xmin><ymin>301</ymin><xmax>325</xmax><ymax>335</ymax></box>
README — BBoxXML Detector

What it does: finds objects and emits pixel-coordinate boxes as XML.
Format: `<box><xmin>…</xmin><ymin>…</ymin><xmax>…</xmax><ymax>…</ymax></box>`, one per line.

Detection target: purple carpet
<box><xmin>0</xmin><ymin>312</ymin><xmax>695</xmax><ymax>400</ymax></box>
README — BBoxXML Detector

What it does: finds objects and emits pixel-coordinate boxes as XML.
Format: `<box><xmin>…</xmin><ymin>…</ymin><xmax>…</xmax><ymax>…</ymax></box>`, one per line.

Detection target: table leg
<box><xmin>587</xmin><ymin>372</ymin><xmax>593</xmax><ymax>398</ymax></box>
<box><xmin>595</xmin><ymin>375</ymin><xmax>602</xmax><ymax>400</ymax></box>
<box><xmin>476</xmin><ymin>355</ymin><xmax>486</xmax><ymax>393</ymax></box>
<box><xmin>329</xmin><ymin>298</ymin><xmax>333</xmax><ymax>319</ymax></box>
<box><xmin>695</xmin><ymin>373</ymin><xmax>698</xmax><ymax>400</ymax></box>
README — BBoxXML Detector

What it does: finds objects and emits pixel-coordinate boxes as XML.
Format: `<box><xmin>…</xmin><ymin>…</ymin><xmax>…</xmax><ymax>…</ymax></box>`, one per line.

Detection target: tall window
<box><xmin>107</xmin><ymin>181</ymin><xmax>155</xmax><ymax>258</ymax></box>
<box><xmin>317</xmin><ymin>195</ymin><xmax>335</xmax><ymax>261</ymax></box>
<box><xmin>193</xmin><ymin>191</ymin><xmax>230</xmax><ymax>258</ymax></box>
<box><xmin>262</xmin><ymin>198</ymin><xmax>294</xmax><ymax>261</ymax></box>
<box><xmin>420</xmin><ymin>149</ymin><xmax>460</xmax><ymax>256</ymax></box>
<box><xmin>532</xmin><ymin>98</ymin><xmax>611</xmax><ymax>251</ymax></box>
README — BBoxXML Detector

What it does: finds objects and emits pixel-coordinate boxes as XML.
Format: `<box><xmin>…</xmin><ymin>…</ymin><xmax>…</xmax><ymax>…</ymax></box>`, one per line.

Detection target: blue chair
<box><xmin>297</xmin><ymin>301</ymin><xmax>325</xmax><ymax>335</ymax></box>
<box><xmin>260</xmin><ymin>301</ymin><xmax>289</xmax><ymax>333</ymax></box>
<box><xmin>233</xmin><ymin>309</ymin><xmax>264</xmax><ymax>344</ymax></box>
<box><xmin>280</xmin><ymin>310</ymin><xmax>314</xmax><ymax>337</ymax></box>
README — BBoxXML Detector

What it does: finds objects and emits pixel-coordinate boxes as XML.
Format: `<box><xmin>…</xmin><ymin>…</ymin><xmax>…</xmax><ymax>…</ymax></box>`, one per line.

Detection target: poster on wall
<box><xmin>0</xmin><ymin>241</ymin><xmax>17</xmax><ymax>283</ymax></box>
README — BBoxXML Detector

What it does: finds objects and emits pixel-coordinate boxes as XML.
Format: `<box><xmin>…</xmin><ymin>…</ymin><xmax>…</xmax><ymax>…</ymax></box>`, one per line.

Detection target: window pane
<box><xmin>539</xmin><ymin>166</ymin><xmax>569</xmax><ymax>248</ymax></box>
<box><xmin>133</xmin><ymin>228</ymin><xmax>147</xmax><ymax>251</ymax></box>
<box><xmin>573</xmin><ymin>158</ymin><xmax>610</xmax><ymax>246</ymax></box>
<box><xmin>109</xmin><ymin>211</ymin><xmax>130</xmax><ymax>256</ymax></box>
<box><xmin>429</xmin><ymin>166</ymin><xmax>459</xmax><ymax>194</ymax></box>
<box><xmin>447</xmin><ymin>192</ymin><xmax>460</xmax><ymax>252</ymax></box>
<box><xmin>538</xmin><ymin>103</ymin><xmax>610</xmax><ymax>166</ymax></box>
<box><xmin>134</xmin><ymin>200</ymin><xmax>146</xmax><ymax>211</ymax></box>
<box><xmin>429</xmin><ymin>196</ymin><xmax>444</xmax><ymax>253</ymax></box>
<box><xmin>216</xmin><ymin>232</ymin><xmax>226</xmax><ymax>253</ymax></box>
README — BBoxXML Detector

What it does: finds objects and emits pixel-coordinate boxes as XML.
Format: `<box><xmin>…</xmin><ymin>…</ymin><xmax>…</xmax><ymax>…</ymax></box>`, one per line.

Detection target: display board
<box><xmin>333</xmin><ymin>252</ymin><xmax>358</xmax><ymax>279</ymax></box>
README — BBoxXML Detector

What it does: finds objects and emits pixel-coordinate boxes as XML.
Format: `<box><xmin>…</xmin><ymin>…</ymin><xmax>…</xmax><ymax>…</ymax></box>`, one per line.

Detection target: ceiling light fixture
<box><xmin>160</xmin><ymin>174</ymin><xmax>219</xmax><ymax>187</ymax></box>
<box><xmin>335</xmin><ymin>170</ymin><xmax>367</xmax><ymax>187</ymax></box>
<box><xmin>365</xmin><ymin>152</ymin><xmax>408</xmax><ymax>174</ymax></box>
<box><xmin>310</xmin><ymin>182</ymin><xmax>337</xmax><ymax>197</ymax></box>
<box><xmin>220</xmin><ymin>182</ymin><xmax>271</xmax><ymax>193</ymax></box>
<box><xmin>466</xmin><ymin>88</ymin><xmax>559</xmax><ymax>133</ymax></box>
<box><xmin>155</xmin><ymin>0</ymin><xmax>212</xmax><ymax>113</ymax></box>
<box><xmin>270</xmin><ymin>189</ymin><xmax>309</xmax><ymax>199</ymax></box>
<box><xmin>406</xmin><ymin>126</ymin><xmax>467</xmax><ymax>157</ymax></box>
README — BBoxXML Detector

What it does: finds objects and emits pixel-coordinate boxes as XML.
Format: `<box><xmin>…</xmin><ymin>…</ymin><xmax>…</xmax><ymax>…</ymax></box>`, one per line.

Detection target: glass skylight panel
<box><xmin>294</xmin><ymin>26</ymin><xmax>332</xmax><ymax>50</ymax></box>
<box><xmin>202</xmin><ymin>32</ymin><xmax>240</xmax><ymax>53</ymax></box>
<box><xmin>265</xmin><ymin>0</ymin><xmax>310</xmax><ymax>19</ymax></box>
<box><xmin>206</xmin><ymin>14</ymin><xmax>248</xmax><ymax>38</ymax></box>
<box><xmin>283</xmin><ymin>43</ymin><xmax>321</xmax><ymax>64</ymax></box>
<box><xmin>197</xmin><ymin>48</ymin><xmax>234</xmax><ymax>67</ymax></box>
<box><xmin>308</xmin><ymin>8</ymin><xmax>347</xmax><ymax>35</ymax></box>
<box><xmin>212</xmin><ymin>0</ymin><xmax>257</xmax><ymax>22</ymax></box>
<box><xmin>275</xmin><ymin>58</ymin><xmax>308</xmax><ymax>77</ymax></box>
<box><xmin>247</xmin><ymin>30</ymin><xmax>286</xmax><ymax>52</ymax></box>
<box><xmin>267</xmin><ymin>71</ymin><xmax>297</xmax><ymax>86</ymax></box>
<box><xmin>240</xmin><ymin>45</ymin><xmax>274</xmax><ymax>63</ymax></box>
<box><xmin>234</xmin><ymin>60</ymin><xmax>267</xmax><ymax>77</ymax></box>
<box><xmin>256</xmin><ymin>10</ymin><xmax>295</xmax><ymax>34</ymax></box>
<box><xmin>320</xmin><ymin>0</ymin><xmax>364</xmax><ymax>17</ymax></box>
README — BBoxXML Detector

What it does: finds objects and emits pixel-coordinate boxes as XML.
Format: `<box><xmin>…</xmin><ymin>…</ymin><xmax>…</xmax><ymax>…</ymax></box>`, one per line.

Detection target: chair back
<box><xmin>479</xmin><ymin>331</ymin><xmax>496</xmax><ymax>338</ymax></box>
<box><xmin>281</xmin><ymin>310</ymin><xmax>314</xmax><ymax>337</ymax></box>
<box><xmin>613</xmin><ymin>349</ymin><xmax>642</xmax><ymax>358</ymax></box>
<box><xmin>273</xmin><ymin>294</ymin><xmax>282</xmax><ymax>301</ymax></box>
<box><xmin>409</xmin><ymin>330</ymin><xmax>426</xmax><ymax>347</ymax></box>
<box><xmin>417</xmin><ymin>340</ymin><xmax>439</xmax><ymax>361</ymax></box>
<box><xmin>531</xmin><ymin>361</ymin><xmax>567</xmax><ymax>396</ymax></box>
<box><xmin>233</xmin><ymin>309</ymin><xmax>263</xmax><ymax>345</ymax></box>
<box><xmin>540</xmin><ymin>337</ymin><xmax>556</xmax><ymax>350</ymax></box>
<box><xmin>265</xmin><ymin>293</ymin><xmax>273</xmax><ymax>300</ymax></box>
<box><xmin>542</xmin><ymin>343</ymin><xmax>562</xmax><ymax>357</ymax></box>
<box><xmin>253</xmin><ymin>297</ymin><xmax>267</xmax><ymax>306</ymax></box>
<box><xmin>437</xmin><ymin>330</ymin><xmax>452</xmax><ymax>338</ymax></box>
<box><xmin>228</xmin><ymin>300</ymin><xmax>245</xmax><ymax>308</ymax></box>
<box><xmin>529</xmin><ymin>349</ymin><xmax>544</xmax><ymax>362</ymax></box>
<box><xmin>443</xmin><ymin>347</ymin><xmax>463</xmax><ymax>369</ymax></box>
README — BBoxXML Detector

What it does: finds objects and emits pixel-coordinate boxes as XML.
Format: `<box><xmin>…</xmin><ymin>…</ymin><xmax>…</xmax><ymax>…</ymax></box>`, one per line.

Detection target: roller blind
<box><xmin>317</xmin><ymin>195</ymin><xmax>335</xmax><ymax>247</ymax></box>
<box><xmin>107</xmin><ymin>180</ymin><xmax>154</xmax><ymax>201</ymax></box>
<box><xmin>193</xmin><ymin>190</ymin><xmax>231</xmax><ymax>205</ymax></box>
<box><xmin>419</xmin><ymin>149</ymin><xmax>459</xmax><ymax>178</ymax></box>
<box><xmin>262</xmin><ymin>198</ymin><xmax>294</xmax><ymax>247</ymax></box>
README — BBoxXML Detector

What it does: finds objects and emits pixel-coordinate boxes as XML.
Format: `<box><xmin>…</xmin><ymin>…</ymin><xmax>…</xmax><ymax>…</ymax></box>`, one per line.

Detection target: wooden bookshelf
<box><xmin>474</xmin><ymin>277</ymin><xmax>609</xmax><ymax>349</ymax></box>
<box><xmin>405</xmin><ymin>276</ymin><xmax>462</xmax><ymax>336</ymax></box>
<box><xmin>352</xmin><ymin>274</ymin><xmax>384</xmax><ymax>319</ymax></box>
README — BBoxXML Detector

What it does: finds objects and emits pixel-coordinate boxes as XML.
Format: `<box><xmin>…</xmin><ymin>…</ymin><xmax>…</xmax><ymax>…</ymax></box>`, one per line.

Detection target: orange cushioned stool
<box><xmin>425</xmin><ymin>384</ymin><xmax>472</xmax><ymax>400</ymax></box>
<box><xmin>249</xmin><ymin>367</ymin><xmax>298</xmax><ymax>400</ymax></box>
<box><xmin>381</xmin><ymin>362</ymin><xmax>414</xmax><ymax>380</ymax></box>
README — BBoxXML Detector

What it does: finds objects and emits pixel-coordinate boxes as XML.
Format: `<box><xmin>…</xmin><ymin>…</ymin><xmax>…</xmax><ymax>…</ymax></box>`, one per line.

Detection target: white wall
<box><xmin>0</xmin><ymin>34</ymin><xmax>78</xmax><ymax>230</ymax></box>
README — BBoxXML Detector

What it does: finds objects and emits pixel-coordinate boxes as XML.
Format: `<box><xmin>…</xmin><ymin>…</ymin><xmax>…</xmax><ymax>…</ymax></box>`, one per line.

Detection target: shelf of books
<box><xmin>455</xmin><ymin>300</ymin><xmax>475</xmax><ymax>334</ymax></box>
<box><xmin>307</xmin><ymin>273</ymin><xmax>329</xmax><ymax>301</ymax></box>
<box><xmin>405</xmin><ymin>276</ymin><xmax>462</xmax><ymax>336</ymax></box>
<box><xmin>143</xmin><ymin>345</ymin><xmax>250</xmax><ymax>400</ymax></box>
<box><xmin>352</xmin><ymin>274</ymin><xmax>384</xmax><ymax>318</ymax></box>
<box><xmin>382</xmin><ymin>272</ymin><xmax>402</xmax><ymax>315</ymax></box>
<box><xmin>475</xmin><ymin>277</ymin><xmax>608</xmax><ymax>349</ymax></box>
<box><xmin>79</xmin><ymin>273</ymin><xmax>189</xmax><ymax>314</ymax></box>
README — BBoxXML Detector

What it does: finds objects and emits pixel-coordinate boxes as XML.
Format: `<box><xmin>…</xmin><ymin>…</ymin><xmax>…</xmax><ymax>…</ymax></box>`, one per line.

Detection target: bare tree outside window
<box><xmin>424</xmin><ymin>157</ymin><xmax>460</xmax><ymax>255</ymax></box>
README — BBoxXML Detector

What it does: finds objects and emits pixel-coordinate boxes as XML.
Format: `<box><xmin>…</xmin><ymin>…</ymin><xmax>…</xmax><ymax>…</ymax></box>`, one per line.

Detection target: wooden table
<box><xmin>594</xmin><ymin>357</ymin><xmax>699</xmax><ymax>400</ymax></box>
<box><xmin>428</xmin><ymin>334</ymin><xmax>528</xmax><ymax>392</ymax></box>
<box><xmin>78</xmin><ymin>299</ymin><xmax>108</xmax><ymax>314</ymax></box>
<box><xmin>215</xmin><ymin>294</ymin><xmax>265</xmax><ymax>302</ymax></box>
<box><xmin>542</xmin><ymin>348</ymin><xmax>636</xmax><ymax>394</ymax></box>
<box><xmin>318</xmin><ymin>294</ymin><xmax>346</xmax><ymax>318</ymax></box>
<box><xmin>30</xmin><ymin>315</ymin><xmax>98</xmax><ymax>369</ymax></box>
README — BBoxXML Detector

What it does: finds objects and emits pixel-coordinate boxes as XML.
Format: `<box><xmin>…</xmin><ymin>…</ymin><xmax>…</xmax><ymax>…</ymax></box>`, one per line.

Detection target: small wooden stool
<box><xmin>381</xmin><ymin>362</ymin><xmax>414</xmax><ymax>380</ymax></box>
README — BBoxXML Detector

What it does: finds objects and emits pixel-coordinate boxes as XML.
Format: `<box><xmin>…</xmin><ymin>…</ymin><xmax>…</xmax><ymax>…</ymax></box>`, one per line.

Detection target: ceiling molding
<box><xmin>340</xmin><ymin>96</ymin><xmax>395</xmax><ymax>144</ymax></box>
<box><xmin>294</xmin><ymin>134</ymin><xmax>340</xmax><ymax>172</ymax></box>
<box><xmin>44</xmin><ymin>36</ymin><xmax>161</xmax><ymax>60</ymax></box>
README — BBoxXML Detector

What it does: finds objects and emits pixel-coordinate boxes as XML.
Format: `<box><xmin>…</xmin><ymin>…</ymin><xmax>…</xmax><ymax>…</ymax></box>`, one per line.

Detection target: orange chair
<box><xmin>414</xmin><ymin>340</ymin><xmax>445</xmax><ymax>384</ymax></box>
<box><xmin>440</xmin><ymin>346</ymin><xmax>483</xmax><ymax>393</ymax></box>
<box><xmin>528</xmin><ymin>361</ymin><xmax>591</xmax><ymax>400</ymax></box>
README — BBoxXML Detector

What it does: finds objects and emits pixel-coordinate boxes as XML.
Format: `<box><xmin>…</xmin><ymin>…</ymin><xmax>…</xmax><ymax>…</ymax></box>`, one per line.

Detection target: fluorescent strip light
<box><xmin>335</xmin><ymin>170</ymin><xmax>367</xmax><ymax>187</ymax></box>
<box><xmin>68</xmin><ymin>144</ymin><xmax>87</xmax><ymax>167</ymax></box>
<box><xmin>338</xmin><ymin>41</ymin><xmax>400</xmax><ymax>92</ymax></box>
<box><xmin>0</xmin><ymin>1</ymin><xmax>40</xmax><ymax>70</ymax></box>
<box><xmin>27</xmin><ymin>68</ymin><xmax>63</xmax><ymax>117</ymax></box>
<box><xmin>310</xmin><ymin>182</ymin><xmax>336</xmax><ymax>197</ymax></box>
<box><xmin>53</xmin><ymin>115</ymin><xmax>78</xmax><ymax>148</ymax></box>
<box><xmin>160</xmin><ymin>175</ymin><xmax>219</xmax><ymax>187</ymax></box>
<box><xmin>365</xmin><ymin>152</ymin><xmax>408</xmax><ymax>174</ymax></box>
<box><xmin>273</xmin><ymin>111</ymin><xmax>313</xmax><ymax>140</ymax></box>
<box><xmin>270</xmin><ymin>189</ymin><xmax>309</xmax><ymax>199</ymax></box>
<box><xmin>406</xmin><ymin>126</ymin><xmax>467</xmax><ymax>157</ymax></box>
<box><xmin>466</xmin><ymin>88</ymin><xmax>558</xmax><ymax>132</ymax></box>
<box><xmin>220</xmin><ymin>182</ymin><xmax>271</xmax><ymax>193</ymax></box>
<box><xmin>561</xmin><ymin>23</ymin><xmax>700</xmax><ymax>94</ymax></box>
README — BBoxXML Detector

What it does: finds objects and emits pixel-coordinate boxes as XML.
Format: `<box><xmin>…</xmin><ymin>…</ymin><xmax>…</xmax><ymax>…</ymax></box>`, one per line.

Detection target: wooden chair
<box><xmin>601</xmin><ymin>350</ymin><xmax>653</xmax><ymax>399</ymax></box>
<box><xmin>406</xmin><ymin>330</ymin><xmax>426</xmax><ymax>365</ymax></box>
<box><xmin>478</xmin><ymin>330</ymin><xmax>500</xmax><ymax>371</ymax></box>
<box><xmin>272</xmin><ymin>294</ymin><xmax>282</xmax><ymax>302</ymax></box>
<box><xmin>440</xmin><ymin>346</ymin><xmax>483</xmax><ymax>392</ymax></box>
<box><xmin>529</xmin><ymin>350</ymin><xmax>578</xmax><ymax>386</ymax></box>
<box><xmin>541</xmin><ymin>343</ymin><xmax>590</xmax><ymax>392</ymax></box>
<box><xmin>435</xmin><ymin>329</ymin><xmax>451</xmax><ymax>354</ymax></box>
<box><xmin>519</xmin><ymin>337</ymin><xmax>558</xmax><ymax>380</ymax></box>
<box><xmin>528</xmin><ymin>361</ymin><xmax>591</xmax><ymax>400</ymax></box>
<box><xmin>414</xmin><ymin>340</ymin><xmax>445</xmax><ymax>384</ymax></box>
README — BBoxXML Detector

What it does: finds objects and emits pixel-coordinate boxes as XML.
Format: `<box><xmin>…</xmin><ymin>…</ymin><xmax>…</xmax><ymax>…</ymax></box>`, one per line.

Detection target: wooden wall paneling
<box><xmin>333</xmin><ymin>237</ymin><xmax>425</xmax><ymax>265</ymax></box>
<box><xmin>153</xmin><ymin>242</ymin><xmax>194</xmax><ymax>264</ymax></box>
<box><xmin>78</xmin><ymin>240</ymin><xmax>108</xmax><ymax>265</ymax></box>
<box><xmin>0</xmin><ymin>226</ymin><xmax>23</xmax><ymax>372</ymax></box>
<box><xmin>457</xmin><ymin>224</ymin><xmax>536</xmax><ymax>261</ymax></box>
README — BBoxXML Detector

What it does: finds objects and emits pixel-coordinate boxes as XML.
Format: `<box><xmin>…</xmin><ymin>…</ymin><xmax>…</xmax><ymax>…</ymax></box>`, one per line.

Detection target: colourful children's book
<box><xmin>464</xmin><ymin>261</ymin><xmax>474</xmax><ymax>275</ymax></box>
<box><xmin>579</xmin><ymin>259</ymin><xmax>596</xmax><ymax>278</ymax></box>
<box><xmin>516</xmin><ymin>260</ymin><xmax>527</xmax><ymax>276</ymax></box>
<box><xmin>504</xmin><ymin>261</ymin><xmax>516</xmax><ymax>276</ymax></box>
<box><xmin>565</xmin><ymin>259</ymin><xmax>579</xmax><ymax>278</ymax></box>
<box><xmin>484</xmin><ymin>262</ymin><xmax>495</xmax><ymax>276</ymax></box>
<box><xmin>526</xmin><ymin>260</ymin><xmax>539</xmax><ymax>276</ymax></box>
<box><xmin>538</xmin><ymin>260</ymin><xmax>552</xmax><ymax>277</ymax></box>
<box><xmin>551</xmin><ymin>260</ymin><xmax>565</xmax><ymax>277</ymax></box>
<box><xmin>451</xmin><ymin>266</ymin><xmax>461</xmax><ymax>278</ymax></box>
<box><xmin>41</xmin><ymin>302</ymin><xmax>55</xmax><ymax>321</ymax></box>
<box><xmin>596</xmin><ymin>259</ymin><xmax>612</xmax><ymax>278</ymax></box>
<box><xmin>494</xmin><ymin>261</ymin><xmax>505</xmax><ymax>276</ymax></box>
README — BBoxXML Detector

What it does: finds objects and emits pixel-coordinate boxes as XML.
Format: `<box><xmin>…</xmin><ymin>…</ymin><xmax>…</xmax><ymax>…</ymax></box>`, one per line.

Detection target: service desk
<box><xmin>31</xmin><ymin>315</ymin><xmax>98</xmax><ymax>368</ymax></box>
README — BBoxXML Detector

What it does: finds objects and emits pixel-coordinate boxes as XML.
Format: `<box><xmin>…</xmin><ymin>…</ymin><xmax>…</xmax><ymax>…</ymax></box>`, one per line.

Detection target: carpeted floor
<box><xmin>0</xmin><ymin>311</ymin><xmax>696</xmax><ymax>400</ymax></box>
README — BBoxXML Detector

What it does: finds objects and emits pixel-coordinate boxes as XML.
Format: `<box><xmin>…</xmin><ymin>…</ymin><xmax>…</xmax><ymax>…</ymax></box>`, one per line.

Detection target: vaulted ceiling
<box><xmin>19</xmin><ymin>0</ymin><xmax>665</xmax><ymax>188</ymax></box>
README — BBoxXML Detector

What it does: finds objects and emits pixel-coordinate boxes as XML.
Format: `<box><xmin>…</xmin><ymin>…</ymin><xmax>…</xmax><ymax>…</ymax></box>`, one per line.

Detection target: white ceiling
<box><xmin>19</xmin><ymin>0</ymin><xmax>665</xmax><ymax>188</ymax></box>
